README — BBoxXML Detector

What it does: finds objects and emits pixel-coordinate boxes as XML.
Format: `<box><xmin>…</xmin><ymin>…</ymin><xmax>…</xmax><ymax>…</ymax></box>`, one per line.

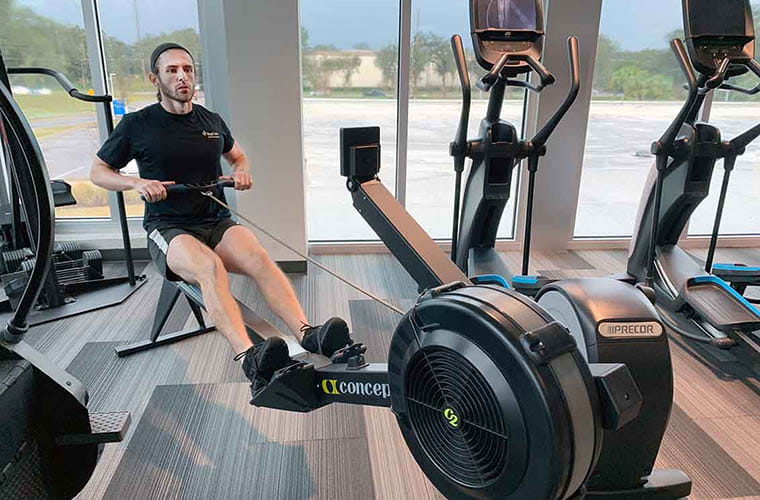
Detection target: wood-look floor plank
<box><xmin>15</xmin><ymin>249</ymin><xmax>757</xmax><ymax>499</ymax></box>
<box><xmin>362</xmin><ymin>406</ymin><xmax>444</xmax><ymax>500</ymax></box>
<box><xmin>103</xmin><ymin>383</ymin><xmax>372</xmax><ymax>500</ymax></box>
<box><xmin>656</xmin><ymin>406</ymin><xmax>760</xmax><ymax>499</ymax></box>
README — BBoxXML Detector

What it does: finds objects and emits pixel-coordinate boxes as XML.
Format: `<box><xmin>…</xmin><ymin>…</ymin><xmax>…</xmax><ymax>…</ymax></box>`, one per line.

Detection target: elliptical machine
<box><xmin>626</xmin><ymin>0</ymin><xmax>760</xmax><ymax>363</ymax></box>
<box><xmin>449</xmin><ymin>0</ymin><xmax>558</xmax><ymax>295</ymax></box>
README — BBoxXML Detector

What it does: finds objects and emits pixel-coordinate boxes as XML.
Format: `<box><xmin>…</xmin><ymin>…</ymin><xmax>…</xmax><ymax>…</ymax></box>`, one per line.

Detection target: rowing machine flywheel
<box><xmin>387</xmin><ymin>284</ymin><xmax>603</xmax><ymax>499</ymax></box>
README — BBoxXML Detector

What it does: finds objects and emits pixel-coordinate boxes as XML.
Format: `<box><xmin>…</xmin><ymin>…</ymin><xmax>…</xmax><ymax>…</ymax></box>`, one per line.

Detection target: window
<box><xmin>300</xmin><ymin>0</ymin><xmax>400</xmax><ymax>241</ymax></box>
<box><xmin>99</xmin><ymin>0</ymin><xmax>204</xmax><ymax>218</ymax></box>
<box><xmin>574</xmin><ymin>0</ymin><xmax>685</xmax><ymax>238</ymax></box>
<box><xmin>0</xmin><ymin>0</ymin><xmax>110</xmax><ymax>219</ymax></box>
<box><xmin>404</xmin><ymin>0</ymin><xmax>523</xmax><ymax>240</ymax></box>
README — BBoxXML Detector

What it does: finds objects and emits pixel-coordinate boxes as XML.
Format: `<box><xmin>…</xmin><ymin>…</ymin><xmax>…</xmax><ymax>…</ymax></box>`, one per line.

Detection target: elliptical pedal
<box><xmin>681</xmin><ymin>276</ymin><xmax>760</xmax><ymax>331</ymax></box>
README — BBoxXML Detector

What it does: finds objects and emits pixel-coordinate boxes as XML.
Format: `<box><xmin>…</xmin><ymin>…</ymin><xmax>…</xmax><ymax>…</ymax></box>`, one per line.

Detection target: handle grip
<box><xmin>655</xmin><ymin>39</ymin><xmax>699</xmax><ymax>152</ymax></box>
<box><xmin>705</xmin><ymin>58</ymin><xmax>730</xmax><ymax>90</ymax></box>
<box><xmin>141</xmin><ymin>180</ymin><xmax>236</xmax><ymax>201</ymax></box>
<box><xmin>8</xmin><ymin>67</ymin><xmax>112</xmax><ymax>103</ymax></box>
<box><xmin>450</xmin><ymin>34</ymin><xmax>471</xmax><ymax>172</ymax></box>
<box><xmin>525</xmin><ymin>55</ymin><xmax>556</xmax><ymax>90</ymax></box>
<box><xmin>531</xmin><ymin>36</ymin><xmax>580</xmax><ymax>148</ymax></box>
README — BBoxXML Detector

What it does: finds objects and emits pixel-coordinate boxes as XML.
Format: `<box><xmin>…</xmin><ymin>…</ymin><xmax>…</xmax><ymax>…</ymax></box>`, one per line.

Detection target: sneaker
<box><xmin>300</xmin><ymin>317</ymin><xmax>352</xmax><ymax>357</ymax></box>
<box><xmin>235</xmin><ymin>337</ymin><xmax>292</xmax><ymax>395</ymax></box>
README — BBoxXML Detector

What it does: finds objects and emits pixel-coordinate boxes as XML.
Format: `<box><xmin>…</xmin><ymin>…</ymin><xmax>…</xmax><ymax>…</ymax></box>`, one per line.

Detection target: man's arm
<box><xmin>222</xmin><ymin>141</ymin><xmax>253</xmax><ymax>190</ymax></box>
<box><xmin>90</xmin><ymin>156</ymin><xmax>172</xmax><ymax>202</ymax></box>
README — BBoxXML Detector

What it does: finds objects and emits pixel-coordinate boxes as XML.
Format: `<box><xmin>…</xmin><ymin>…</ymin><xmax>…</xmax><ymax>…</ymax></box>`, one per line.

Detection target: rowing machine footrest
<box><xmin>251</xmin><ymin>361</ymin><xmax>317</xmax><ymax>412</ymax></box>
<box><xmin>331</xmin><ymin>343</ymin><xmax>368</xmax><ymax>369</ymax></box>
<box><xmin>55</xmin><ymin>411</ymin><xmax>131</xmax><ymax>446</ymax></box>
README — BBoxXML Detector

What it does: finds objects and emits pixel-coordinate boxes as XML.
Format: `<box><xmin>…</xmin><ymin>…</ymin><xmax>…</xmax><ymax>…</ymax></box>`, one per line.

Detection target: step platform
<box><xmin>56</xmin><ymin>411</ymin><xmax>131</xmax><ymax>446</ymax></box>
<box><xmin>681</xmin><ymin>276</ymin><xmax>760</xmax><ymax>332</ymax></box>
<box><xmin>711</xmin><ymin>263</ymin><xmax>760</xmax><ymax>286</ymax></box>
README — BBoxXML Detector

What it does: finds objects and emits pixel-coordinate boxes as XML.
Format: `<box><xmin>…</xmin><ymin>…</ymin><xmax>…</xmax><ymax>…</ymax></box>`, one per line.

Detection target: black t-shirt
<box><xmin>96</xmin><ymin>103</ymin><xmax>235</xmax><ymax>229</ymax></box>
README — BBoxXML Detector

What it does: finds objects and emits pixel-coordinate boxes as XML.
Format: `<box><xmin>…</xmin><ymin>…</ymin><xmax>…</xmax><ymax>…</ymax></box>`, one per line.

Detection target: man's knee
<box><xmin>168</xmin><ymin>237</ymin><xmax>226</xmax><ymax>284</ymax></box>
<box><xmin>245</xmin><ymin>243</ymin><xmax>272</xmax><ymax>274</ymax></box>
<box><xmin>193</xmin><ymin>252</ymin><xmax>226</xmax><ymax>284</ymax></box>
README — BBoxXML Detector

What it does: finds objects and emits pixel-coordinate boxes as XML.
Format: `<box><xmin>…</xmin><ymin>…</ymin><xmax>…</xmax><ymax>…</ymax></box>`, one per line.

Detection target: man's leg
<box><xmin>213</xmin><ymin>225</ymin><xmax>309</xmax><ymax>340</ymax></box>
<box><xmin>165</xmin><ymin>234</ymin><xmax>252</xmax><ymax>354</ymax></box>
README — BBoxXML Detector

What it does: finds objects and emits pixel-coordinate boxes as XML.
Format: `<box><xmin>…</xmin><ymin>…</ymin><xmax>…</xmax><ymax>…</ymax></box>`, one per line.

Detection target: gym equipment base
<box><xmin>585</xmin><ymin>469</ymin><xmax>692</xmax><ymax>499</ymax></box>
<box><xmin>0</xmin><ymin>275</ymin><xmax>146</xmax><ymax>326</ymax></box>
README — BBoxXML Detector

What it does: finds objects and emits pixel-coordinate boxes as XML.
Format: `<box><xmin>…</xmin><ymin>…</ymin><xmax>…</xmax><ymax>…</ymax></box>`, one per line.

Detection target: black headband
<box><xmin>150</xmin><ymin>42</ymin><xmax>193</xmax><ymax>72</ymax></box>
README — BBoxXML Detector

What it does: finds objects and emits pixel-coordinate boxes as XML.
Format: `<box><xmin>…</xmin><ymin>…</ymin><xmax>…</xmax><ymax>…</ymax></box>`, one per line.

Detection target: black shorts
<box><xmin>146</xmin><ymin>218</ymin><xmax>238</xmax><ymax>281</ymax></box>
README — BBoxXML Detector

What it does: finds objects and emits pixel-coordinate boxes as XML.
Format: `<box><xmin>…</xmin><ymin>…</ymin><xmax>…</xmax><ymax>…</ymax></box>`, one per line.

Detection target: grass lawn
<box><xmin>56</xmin><ymin>204</ymin><xmax>144</xmax><ymax>218</ymax></box>
<box><xmin>16</xmin><ymin>92</ymin><xmax>97</xmax><ymax>119</ymax></box>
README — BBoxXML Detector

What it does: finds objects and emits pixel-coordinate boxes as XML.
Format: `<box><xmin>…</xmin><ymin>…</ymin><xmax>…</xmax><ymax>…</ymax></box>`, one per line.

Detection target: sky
<box><xmin>17</xmin><ymin>0</ymin><xmax>687</xmax><ymax>51</ymax></box>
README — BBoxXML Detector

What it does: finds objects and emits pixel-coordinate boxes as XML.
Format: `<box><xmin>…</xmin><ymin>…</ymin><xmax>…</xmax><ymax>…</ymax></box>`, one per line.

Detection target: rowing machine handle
<box><xmin>141</xmin><ymin>179</ymin><xmax>236</xmax><ymax>201</ymax></box>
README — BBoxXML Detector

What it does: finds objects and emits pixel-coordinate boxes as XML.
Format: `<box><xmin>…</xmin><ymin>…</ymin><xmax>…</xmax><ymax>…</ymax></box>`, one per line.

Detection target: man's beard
<box><xmin>157</xmin><ymin>77</ymin><xmax>194</xmax><ymax>103</ymax></box>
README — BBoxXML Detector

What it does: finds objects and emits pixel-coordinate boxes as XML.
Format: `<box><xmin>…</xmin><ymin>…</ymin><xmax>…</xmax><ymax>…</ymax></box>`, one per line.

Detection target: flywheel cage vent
<box><xmin>405</xmin><ymin>346</ymin><xmax>509</xmax><ymax>488</ymax></box>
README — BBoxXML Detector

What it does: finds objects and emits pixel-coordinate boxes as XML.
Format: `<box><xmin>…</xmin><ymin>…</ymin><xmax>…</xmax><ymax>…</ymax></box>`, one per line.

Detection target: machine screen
<box><xmin>473</xmin><ymin>0</ymin><xmax>538</xmax><ymax>31</ymax></box>
<box><xmin>686</xmin><ymin>0</ymin><xmax>747</xmax><ymax>38</ymax></box>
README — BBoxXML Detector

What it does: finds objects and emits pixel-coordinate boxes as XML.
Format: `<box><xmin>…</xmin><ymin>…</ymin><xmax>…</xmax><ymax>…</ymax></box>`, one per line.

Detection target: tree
<box><xmin>609</xmin><ymin>65</ymin><xmax>674</xmax><ymax>100</ymax></box>
<box><xmin>302</xmin><ymin>54</ymin><xmax>358</xmax><ymax>93</ymax></box>
<box><xmin>375</xmin><ymin>43</ymin><xmax>398</xmax><ymax>89</ymax></box>
<box><xmin>427</xmin><ymin>34</ymin><xmax>455</xmax><ymax>96</ymax></box>
<box><xmin>410</xmin><ymin>31</ymin><xmax>436</xmax><ymax>92</ymax></box>
<box><xmin>337</xmin><ymin>55</ymin><xmax>361</xmax><ymax>87</ymax></box>
<box><xmin>593</xmin><ymin>35</ymin><xmax>621</xmax><ymax>92</ymax></box>
<box><xmin>352</xmin><ymin>42</ymin><xmax>370</xmax><ymax>50</ymax></box>
<box><xmin>300</xmin><ymin>26</ymin><xmax>310</xmax><ymax>53</ymax></box>
<box><xmin>312</xmin><ymin>44</ymin><xmax>338</xmax><ymax>52</ymax></box>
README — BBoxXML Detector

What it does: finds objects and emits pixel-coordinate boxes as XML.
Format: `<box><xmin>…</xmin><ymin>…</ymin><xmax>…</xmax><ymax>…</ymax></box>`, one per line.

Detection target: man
<box><xmin>90</xmin><ymin>42</ymin><xmax>351</xmax><ymax>396</ymax></box>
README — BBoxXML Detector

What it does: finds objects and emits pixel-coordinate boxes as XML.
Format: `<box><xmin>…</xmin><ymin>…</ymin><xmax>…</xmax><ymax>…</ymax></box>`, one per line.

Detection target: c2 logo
<box><xmin>443</xmin><ymin>407</ymin><xmax>459</xmax><ymax>428</ymax></box>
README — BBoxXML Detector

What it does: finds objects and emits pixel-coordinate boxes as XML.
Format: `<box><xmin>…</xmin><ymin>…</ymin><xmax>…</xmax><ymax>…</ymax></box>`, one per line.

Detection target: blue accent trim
<box><xmin>471</xmin><ymin>274</ymin><xmax>511</xmax><ymax>289</ymax></box>
<box><xmin>712</xmin><ymin>263</ymin><xmax>760</xmax><ymax>273</ymax></box>
<box><xmin>512</xmin><ymin>275</ymin><xmax>540</xmax><ymax>285</ymax></box>
<box><xmin>691</xmin><ymin>275</ymin><xmax>760</xmax><ymax>318</ymax></box>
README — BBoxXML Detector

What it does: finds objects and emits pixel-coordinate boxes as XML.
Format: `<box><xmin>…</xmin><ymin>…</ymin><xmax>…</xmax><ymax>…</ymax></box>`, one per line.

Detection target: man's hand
<box><xmin>223</xmin><ymin>169</ymin><xmax>253</xmax><ymax>191</ymax></box>
<box><xmin>134</xmin><ymin>179</ymin><xmax>175</xmax><ymax>202</ymax></box>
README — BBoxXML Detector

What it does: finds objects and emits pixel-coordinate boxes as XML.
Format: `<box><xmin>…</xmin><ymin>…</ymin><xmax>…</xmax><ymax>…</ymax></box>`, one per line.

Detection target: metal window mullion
<box><xmin>395</xmin><ymin>0</ymin><xmax>412</xmax><ymax>206</ymax></box>
<box><xmin>82</xmin><ymin>0</ymin><xmax>121</xmax><ymax>224</ymax></box>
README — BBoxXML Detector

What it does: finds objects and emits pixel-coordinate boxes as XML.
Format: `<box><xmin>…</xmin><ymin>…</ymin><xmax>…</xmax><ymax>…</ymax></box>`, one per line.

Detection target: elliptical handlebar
<box><xmin>705</xmin><ymin>58</ymin><xmax>731</xmax><ymax>90</ymax></box>
<box><xmin>654</xmin><ymin>39</ymin><xmax>699</xmax><ymax>155</ymax></box>
<box><xmin>477</xmin><ymin>53</ymin><xmax>556</xmax><ymax>93</ymax></box>
<box><xmin>449</xmin><ymin>34</ymin><xmax>471</xmax><ymax>261</ymax></box>
<box><xmin>525</xmin><ymin>55</ymin><xmax>556</xmax><ymax>90</ymax></box>
<box><xmin>8</xmin><ymin>67</ymin><xmax>112</xmax><ymax>103</ymax></box>
<box><xmin>729</xmin><ymin>121</ymin><xmax>760</xmax><ymax>152</ymax></box>
<box><xmin>450</xmin><ymin>34</ymin><xmax>471</xmax><ymax>172</ymax></box>
<box><xmin>476</xmin><ymin>52</ymin><xmax>509</xmax><ymax>92</ymax></box>
<box><xmin>719</xmin><ymin>58</ymin><xmax>760</xmax><ymax>95</ymax></box>
<box><xmin>531</xmin><ymin>36</ymin><xmax>580</xmax><ymax>149</ymax></box>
